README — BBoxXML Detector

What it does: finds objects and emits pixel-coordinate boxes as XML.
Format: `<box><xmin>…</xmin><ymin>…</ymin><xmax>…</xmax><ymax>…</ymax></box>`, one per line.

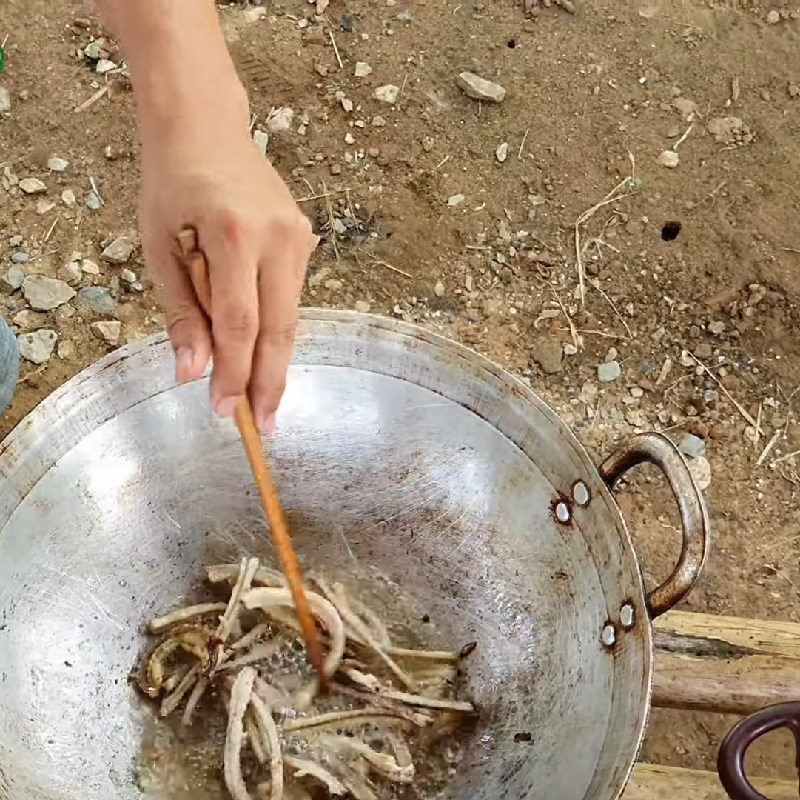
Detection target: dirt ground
<box><xmin>1</xmin><ymin>0</ymin><xmax>799</xmax><ymax>790</ymax></box>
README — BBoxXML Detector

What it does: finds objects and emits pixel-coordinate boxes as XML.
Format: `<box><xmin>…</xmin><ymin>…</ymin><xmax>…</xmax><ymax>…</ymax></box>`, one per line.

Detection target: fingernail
<box><xmin>175</xmin><ymin>347</ymin><xmax>194</xmax><ymax>384</ymax></box>
<box><xmin>215</xmin><ymin>396</ymin><xmax>240</xmax><ymax>419</ymax></box>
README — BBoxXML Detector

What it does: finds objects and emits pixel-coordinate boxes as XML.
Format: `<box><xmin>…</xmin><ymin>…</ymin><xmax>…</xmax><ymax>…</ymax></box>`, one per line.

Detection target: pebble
<box><xmin>531</xmin><ymin>336</ymin><xmax>564</xmax><ymax>375</ymax></box>
<box><xmin>422</xmin><ymin>136</ymin><xmax>435</xmax><ymax>152</ymax></box>
<box><xmin>3</xmin><ymin>266</ymin><xmax>25</xmax><ymax>291</ymax></box>
<box><xmin>19</xmin><ymin>178</ymin><xmax>47</xmax><ymax>195</ymax></box>
<box><xmin>81</xmin><ymin>258</ymin><xmax>100</xmax><ymax>275</ymax></box>
<box><xmin>708</xmin><ymin>320</ymin><xmax>725</xmax><ymax>335</ymax></box>
<box><xmin>496</xmin><ymin>142</ymin><xmax>509</xmax><ymax>163</ymax></box>
<box><xmin>657</xmin><ymin>149</ymin><xmax>680</xmax><ymax>168</ymax></box>
<box><xmin>341</xmin><ymin>98</ymin><xmax>354</xmax><ymax>113</ymax></box>
<box><xmin>456</xmin><ymin>72</ymin><xmax>506</xmax><ymax>103</ymax></box>
<box><xmin>95</xmin><ymin>58</ymin><xmax>117</xmax><ymax>74</ymax></box>
<box><xmin>345</xmin><ymin>132</ymin><xmax>356</xmax><ymax>144</ymax></box>
<box><xmin>354</xmin><ymin>300</ymin><xmax>371</xmax><ymax>313</ymax></box>
<box><xmin>22</xmin><ymin>276</ymin><xmax>76</xmax><ymax>311</ymax></box>
<box><xmin>243</xmin><ymin>5</ymin><xmax>267</xmax><ymax>22</ymax></box>
<box><xmin>12</xmin><ymin>310</ymin><xmax>46</xmax><ymax>330</ymax></box>
<box><xmin>58</xmin><ymin>260</ymin><xmax>83</xmax><ymax>285</ymax></box>
<box><xmin>120</xmin><ymin>268</ymin><xmax>137</xmax><ymax>284</ymax></box>
<box><xmin>371</xmin><ymin>115</ymin><xmax>387</xmax><ymax>127</ymax></box>
<box><xmin>86</xmin><ymin>191</ymin><xmax>102</xmax><ymax>211</ymax></box>
<box><xmin>102</xmin><ymin>237</ymin><xmax>135</xmax><ymax>264</ymax></box>
<box><xmin>91</xmin><ymin>320</ymin><xmax>122</xmax><ymax>345</ymax></box>
<box><xmin>265</xmin><ymin>107</ymin><xmax>294</xmax><ymax>134</ymax></box>
<box><xmin>18</xmin><ymin>329</ymin><xmax>58</xmax><ymax>364</ymax></box>
<box><xmin>57</xmin><ymin>340</ymin><xmax>75</xmax><ymax>360</ymax></box>
<box><xmin>0</xmin><ymin>87</ymin><xmax>11</xmax><ymax>114</ymax></box>
<box><xmin>11</xmin><ymin>252</ymin><xmax>29</xmax><ymax>264</ymax></box>
<box><xmin>688</xmin><ymin>455</ymin><xmax>712</xmax><ymax>491</ymax></box>
<box><xmin>447</xmin><ymin>194</ymin><xmax>465</xmax><ymax>207</ymax></box>
<box><xmin>679</xmin><ymin>433</ymin><xmax>706</xmax><ymax>458</ymax></box>
<box><xmin>83</xmin><ymin>39</ymin><xmax>105</xmax><ymax>60</ymax></box>
<box><xmin>9</xmin><ymin>235</ymin><xmax>23</xmax><ymax>247</ymax></box>
<box><xmin>253</xmin><ymin>129</ymin><xmax>269</xmax><ymax>156</ymax></box>
<box><xmin>75</xmin><ymin>286</ymin><xmax>117</xmax><ymax>316</ymax></box>
<box><xmin>47</xmin><ymin>156</ymin><xmax>69</xmax><ymax>172</ymax></box>
<box><xmin>598</xmin><ymin>360</ymin><xmax>621</xmax><ymax>382</ymax></box>
<box><xmin>789</xmin><ymin>84</ymin><xmax>800</xmax><ymax>100</ymax></box>
<box><xmin>374</xmin><ymin>85</ymin><xmax>400</xmax><ymax>104</ymax></box>
<box><xmin>61</xmin><ymin>188</ymin><xmax>77</xmax><ymax>208</ymax></box>
<box><xmin>767</xmin><ymin>9</ymin><xmax>781</xmax><ymax>23</ymax></box>
<box><xmin>354</xmin><ymin>62</ymin><xmax>373</xmax><ymax>78</ymax></box>
<box><xmin>434</xmin><ymin>280</ymin><xmax>445</xmax><ymax>298</ymax></box>
<box><xmin>37</xmin><ymin>199</ymin><xmax>56</xmax><ymax>215</ymax></box>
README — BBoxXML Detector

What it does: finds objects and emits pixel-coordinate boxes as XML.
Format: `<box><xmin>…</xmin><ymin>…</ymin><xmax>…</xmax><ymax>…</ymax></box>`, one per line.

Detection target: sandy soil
<box><xmin>1</xmin><ymin>0</ymin><xmax>799</xmax><ymax>788</ymax></box>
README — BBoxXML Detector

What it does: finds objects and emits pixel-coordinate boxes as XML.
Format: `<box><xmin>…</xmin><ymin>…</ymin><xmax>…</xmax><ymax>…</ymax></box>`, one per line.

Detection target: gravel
<box><xmin>456</xmin><ymin>72</ymin><xmax>506</xmax><ymax>103</ymax></box>
<box><xmin>679</xmin><ymin>433</ymin><xmax>707</xmax><ymax>458</ymax></box>
<box><xmin>75</xmin><ymin>286</ymin><xmax>117</xmax><ymax>316</ymax></box>
<box><xmin>102</xmin><ymin>237</ymin><xmax>135</xmax><ymax>264</ymax></box>
<box><xmin>598</xmin><ymin>361</ymin><xmax>622</xmax><ymax>382</ymax></box>
<box><xmin>22</xmin><ymin>275</ymin><xmax>76</xmax><ymax>311</ymax></box>
<box><xmin>18</xmin><ymin>329</ymin><xmax>58</xmax><ymax>364</ymax></box>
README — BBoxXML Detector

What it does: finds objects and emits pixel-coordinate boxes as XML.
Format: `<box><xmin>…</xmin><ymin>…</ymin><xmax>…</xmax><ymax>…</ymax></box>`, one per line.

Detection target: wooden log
<box><xmin>625</xmin><ymin>763</ymin><xmax>797</xmax><ymax>800</ymax></box>
<box><xmin>651</xmin><ymin>611</ymin><xmax>800</xmax><ymax>715</ymax></box>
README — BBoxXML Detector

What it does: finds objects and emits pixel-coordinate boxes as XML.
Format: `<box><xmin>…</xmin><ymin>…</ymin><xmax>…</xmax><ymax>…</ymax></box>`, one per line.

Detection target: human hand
<box><xmin>139</xmin><ymin>105</ymin><xmax>316</xmax><ymax>432</ymax></box>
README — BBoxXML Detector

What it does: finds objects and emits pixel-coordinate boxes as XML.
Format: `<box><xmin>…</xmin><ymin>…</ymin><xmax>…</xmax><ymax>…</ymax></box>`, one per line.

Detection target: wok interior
<box><xmin>0</xmin><ymin>316</ymin><xmax>650</xmax><ymax>800</ymax></box>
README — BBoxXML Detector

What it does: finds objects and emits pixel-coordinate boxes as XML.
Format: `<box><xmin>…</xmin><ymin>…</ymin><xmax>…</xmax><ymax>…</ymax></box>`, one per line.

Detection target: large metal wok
<box><xmin>0</xmin><ymin>310</ymin><xmax>708</xmax><ymax>800</ymax></box>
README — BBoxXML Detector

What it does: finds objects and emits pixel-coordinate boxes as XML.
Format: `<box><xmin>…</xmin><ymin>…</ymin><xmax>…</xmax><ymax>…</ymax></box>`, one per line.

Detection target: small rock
<box><xmin>625</xmin><ymin>409</ymin><xmax>647</xmax><ymax>428</ymax></box>
<box><xmin>496</xmin><ymin>142</ymin><xmax>509</xmax><ymax>163</ymax></box>
<box><xmin>9</xmin><ymin>235</ymin><xmax>23</xmax><ymax>247</ymax></box>
<box><xmin>672</xmin><ymin>97</ymin><xmax>697</xmax><ymax>120</ymax></box>
<box><xmin>83</xmin><ymin>39</ymin><xmax>105</xmax><ymax>60</ymax></box>
<box><xmin>456</xmin><ymin>72</ymin><xmax>506</xmax><ymax>103</ymax></box>
<box><xmin>19</xmin><ymin>178</ymin><xmax>47</xmax><ymax>195</ymax></box>
<box><xmin>57</xmin><ymin>339</ymin><xmax>75</xmax><ymax>360</ymax></box>
<box><xmin>341</xmin><ymin>97</ymin><xmax>354</xmax><ymax>113</ymax></box>
<box><xmin>95</xmin><ymin>58</ymin><xmax>117</xmax><ymax>74</ymax></box>
<box><xmin>102</xmin><ymin>237</ymin><xmax>135</xmax><ymax>264</ymax></box>
<box><xmin>0</xmin><ymin>87</ymin><xmax>11</xmax><ymax>113</ymax></box>
<box><xmin>61</xmin><ymin>188</ymin><xmax>77</xmax><ymax>208</ymax></box>
<box><xmin>531</xmin><ymin>337</ymin><xmax>564</xmax><ymax>375</ymax></box>
<box><xmin>448</xmin><ymin>194</ymin><xmax>465</xmax><ymax>207</ymax></box>
<box><xmin>253</xmin><ymin>129</ymin><xmax>269</xmax><ymax>156</ymax></box>
<box><xmin>354</xmin><ymin>61</ymin><xmax>373</xmax><ymax>78</ymax></box>
<box><xmin>694</xmin><ymin>341</ymin><xmax>713</xmax><ymax>359</ymax></box>
<box><xmin>789</xmin><ymin>84</ymin><xmax>800</xmax><ymax>100</ymax></box>
<box><xmin>422</xmin><ymin>136</ymin><xmax>435</xmax><ymax>152</ymax></box>
<box><xmin>75</xmin><ymin>286</ymin><xmax>117</xmax><ymax>316</ymax></box>
<box><xmin>58</xmin><ymin>260</ymin><xmax>83</xmax><ymax>285</ymax></box>
<box><xmin>657</xmin><ymin>149</ymin><xmax>680</xmax><ymax>168</ymax></box>
<box><xmin>374</xmin><ymin>85</ymin><xmax>400</xmax><ymax>104</ymax></box>
<box><xmin>324</xmin><ymin>278</ymin><xmax>343</xmax><ymax>291</ymax></box>
<box><xmin>13</xmin><ymin>310</ymin><xmax>46</xmax><ymax>330</ymax></box>
<box><xmin>91</xmin><ymin>320</ymin><xmax>122</xmax><ymax>345</ymax></box>
<box><xmin>344</xmin><ymin>132</ymin><xmax>356</xmax><ymax>144</ymax></box>
<box><xmin>11</xmin><ymin>252</ymin><xmax>29</xmax><ymax>264</ymax></box>
<box><xmin>707</xmin><ymin>116</ymin><xmax>753</xmax><ymax>146</ymax></box>
<box><xmin>371</xmin><ymin>115</ymin><xmax>387</xmax><ymax>128</ymax></box>
<box><xmin>265</xmin><ymin>107</ymin><xmax>294</xmax><ymax>134</ymax></box>
<box><xmin>81</xmin><ymin>258</ymin><xmax>100</xmax><ymax>275</ymax></box>
<box><xmin>688</xmin><ymin>455</ymin><xmax>712</xmax><ymax>491</ymax></box>
<box><xmin>18</xmin><ymin>329</ymin><xmax>58</xmax><ymax>364</ymax></box>
<box><xmin>354</xmin><ymin>300</ymin><xmax>371</xmax><ymax>313</ymax></box>
<box><xmin>598</xmin><ymin>361</ymin><xmax>621</xmax><ymax>382</ymax></box>
<box><xmin>22</xmin><ymin>276</ymin><xmax>76</xmax><ymax>311</ymax></box>
<box><xmin>243</xmin><ymin>5</ymin><xmax>267</xmax><ymax>22</ymax></box>
<box><xmin>86</xmin><ymin>191</ymin><xmax>102</xmax><ymax>211</ymax></box>
<box><xmin>708</xmin><ymin>320</ymin><xmax>725</xmax><ymax>335</ymax></box>
<box><xmin>120</xmin><ymin>268</ymin><xmax>137</xmax><ymax>284</ymax></box>
<box><xmin>3</xmin><ymin>266</ymin><xmax>25</xmax><ymax>291</ymax></box>
<box><xmin>679</xmin><ymin>433</ymin><xmax>706</xmax><ymax>458</ymax></box>
<box><xmin>47</xmin><ymin>156</ymin><xmax>69</xmax><ymax>173</ymax></box>
<box><xmin>433</xmin><ymin>280</ymin><xmax>445</xmax><ymax>298</ymax></box>
<box><xmin>37</xmin><ymin>199</ymin><xmax>56</xmax><ymax>215</ymax></box>
<box><xmin>766</xmin><ymin>9</ymin><xmax>781</xmax><ymax>24</ymax></box>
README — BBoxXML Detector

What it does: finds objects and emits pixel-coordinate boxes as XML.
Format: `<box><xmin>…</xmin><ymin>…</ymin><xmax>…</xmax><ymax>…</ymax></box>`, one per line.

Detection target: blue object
<box><xmin>0</xmin><ymin>315</ymin><xmax>20</xmax><ymax>413</ymax></box>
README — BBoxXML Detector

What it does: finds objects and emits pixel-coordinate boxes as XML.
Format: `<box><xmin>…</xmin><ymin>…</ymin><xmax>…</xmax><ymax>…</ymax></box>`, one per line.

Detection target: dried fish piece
<box><xmin>379</xmin><ymin>688</ymin><xmax>475</xmax><ymax>713</ymax></box>
<box><xmin>217</xmin><ymin>641</ymin><xmax>285</xmax><ymax>673</ymax></box>
<box><xmin>320</xmin><ymin>735</ymin><xmax>414</xmax><ymax>783</ymax></box>
<box><xmin>208</xmin><ymin>563</ymin><xmax>287</xmax><ymax>588</ymax></box>
<box><xmin>225</xmin><ymin>667</ymin><xmax>258</xmax><ymax>800</ymax></box>
<box><xmin>217</xmin><ymin>558</ymin><xmax>260</xmax><ymax>643</ymax></box>
<box><xmin>145</xmin><ymin>627</ymin><xmax>212</xmax><ymax>696</ymax></box>
<box><xmin>149</xmin><ymin>602</ymin><xmax>228</xmax><ymax>634</ymax></box>
<box><xmin>283</xmin><ymin>756</ymin><xmax>347</xmax><ymax>796</ymax></box>
<box><xmin>250</xmin><ymin>692</ymin><xmax>284</xmax><ymax>800</ymax></box>
<box><xmin>160</xmin><ymin>664</ymin><xmax>202</xmax><ymax>718</ymax></box>
<box><xmin>231</xmin><ymin>623</ymin><xmax>272</xmax><ymax>652</ymax></box>
<box><xmin>182</xmin><ymin>677</ymin><xmax>209</xmax><ymax>726</ymax></box>
<box><xmin>282</xmin><ymin>709</ymin><xmax>413</xmax><ymax>735</ymax></box>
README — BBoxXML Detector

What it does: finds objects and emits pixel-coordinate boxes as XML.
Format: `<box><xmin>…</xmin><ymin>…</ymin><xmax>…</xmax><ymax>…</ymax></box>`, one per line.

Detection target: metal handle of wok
<box><xmin>717</xmin><ymin>703</ymin><xmax>800</xmax><ymax>800</ymax></box>
<box><xmin>599</xmin><ymin>432</ymin><xmax>710</xmax><ymax>618</ymax></box>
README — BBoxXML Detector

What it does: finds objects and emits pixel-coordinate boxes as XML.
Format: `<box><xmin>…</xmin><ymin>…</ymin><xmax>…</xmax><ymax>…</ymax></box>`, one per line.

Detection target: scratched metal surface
<box><xmin>0</xmin><ymin>310</ymin><xmax>652</xmax><ymax>800</ymax></box>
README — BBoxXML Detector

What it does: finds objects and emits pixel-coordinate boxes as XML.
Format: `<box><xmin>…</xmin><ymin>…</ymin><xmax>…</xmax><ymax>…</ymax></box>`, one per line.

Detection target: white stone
<box><xmin>59</xmin><ymin>260</ymin><xmax>83</xmax><ymax>285</ymax></box>
<box><xmin>354</xmin><ymin>300</ymin><xmax>371</xmax><ymax>313</ymax></box>
<box><xmin>18</xmin><ymin>329</ymin><xmax>58</xmax><ymax>364</ymax></box>
<box><xmin>448</xmin><ymin>194</ymin><xmax>465</xmax><ymax>207</ymax></box>
<box><xmin>688</xmin><ymin>455</ymin><xmax>712</xmax><ymax>491</ymax></box>
<box><xmin>95</xmin><ymin>58</ymin><xmax>117</xmax><ymax>74</ymax></box>
<box><xmin>496</xmin><ymin>142</ymin><xmax>509</xmax><ymax>162</ymax></box>
<box><xmin>120</xmin><ymin>268</ymin><xmax>137</xmax><ymax>284</ymax></box>
<box><xmin>244</xmin><ymin>6</ymin><xmax>267</xmax><ymax>22</ymax></box>
<box><xmin>3</xmin><ymin>266</ymin><xmax>25</xmax><ymax>291</ymax></box>
<box><xmin>374</xmin><ymin>84</ymin><xmax>400</xmax><ymax>104</ymax></box>
<box><xmin>91</xmin><ymin>320</ymin><xmax>122</xmax><ymax>345</ymax></box>
<box><xmin>0</xmin><ymin>87</ymin><xmax>11</xmax><ymax>114</ymax></box>
<box><xmin>81</xmin><ymin>259</ymin><xmax>100</xmax><ymax>275</ymax></box>
<box><xmin>354</xmin><ymin>62</ymin><xmax>373</xmax><ymax>78</ymax></box>
<box><xmin>434</xmin><ymin>280</ymin><xmax>445</xmax><ymax>297</ymax></box>
<box><xmin>597</xmin><ymin>360</ymin><xmax>621</xmax><ymax>382</ymax></box>
<box><xmin>102</xmin><ymin>237</ymin><xmax>135</xmax><ymax>264</ymax></box>
<box><xmin>456</xmin><ymin>72</ymin><xmax>506</xmax><ymax>103</ymax></box>
<box><xmin>341</xmin><ymin>97</ymin><xmax>354</xmax><ymax>113</ymax></box>
<box><xmin>253</xmin><ymin>129</ymin><xmax>269</xmax><ymax>156</ymax></box>
<box><xmin>61</xmin><ymin>188</ymin><xmax>77</xmax><ymax>208</ymax></box>
<box><xmin>345</xmin><ymin>132</ymin><xmax>356</xmax><ymax>144</ymax></box>
<box><xmin>767</xmin><ymin>9</ymin><xmax>781</xmax><ymax>23</ymax></box>
<box><xmin>22</xmin><ymin>275</ymin><xmax>76</xmax><ymax>311</ymax></box>
<box><xmin>19</xmin><ymin>178</ymin><xmax>47</xmax><ymax>195</ymax></box>
<box><xmin>265</xmin><ymin>107</ymin><xmax>294</xmax><ymax>134</ymax></box>
<box><xmin>657</xmin><ymin>149</ymin><xmax>680</xmax><ymax>168</ymax></box>
<box><xmin>47</xmin><ymin>156</ymin><xmax>69</xmax><ymax>173</ymax></box>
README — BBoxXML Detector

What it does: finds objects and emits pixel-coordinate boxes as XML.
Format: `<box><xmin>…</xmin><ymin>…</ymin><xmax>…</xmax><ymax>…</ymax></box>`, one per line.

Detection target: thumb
<box><xmin>144</xmin><ymin>234</ymin><xmax>212</xmax><ymax>384</ymax></box>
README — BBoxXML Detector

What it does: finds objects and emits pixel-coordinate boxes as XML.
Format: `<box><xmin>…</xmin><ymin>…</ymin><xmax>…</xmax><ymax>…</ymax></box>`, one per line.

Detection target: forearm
<box><xmin>97</xmin><ymin>0</ymin><xmax>248</xmax><ymax>147</ymax></box>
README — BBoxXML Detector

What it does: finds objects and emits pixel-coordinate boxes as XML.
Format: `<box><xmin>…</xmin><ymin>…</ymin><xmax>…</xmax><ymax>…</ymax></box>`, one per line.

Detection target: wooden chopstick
<box><xmin>176</xmin><ymin>228</ymin><xmax>327</xmax><ymax>687</ymax></box>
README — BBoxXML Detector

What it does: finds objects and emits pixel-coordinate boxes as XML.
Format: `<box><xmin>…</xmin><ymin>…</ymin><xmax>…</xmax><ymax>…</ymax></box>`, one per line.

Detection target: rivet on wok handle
<box><xmin>717</xmin><ymin>702</ymin><xmax>800</xmax><ymax>800</ymax></box>
<box><xmin>599</xmin><ymin>432</ymin><xmax>710</xmax><ymax>619</ymax></box>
